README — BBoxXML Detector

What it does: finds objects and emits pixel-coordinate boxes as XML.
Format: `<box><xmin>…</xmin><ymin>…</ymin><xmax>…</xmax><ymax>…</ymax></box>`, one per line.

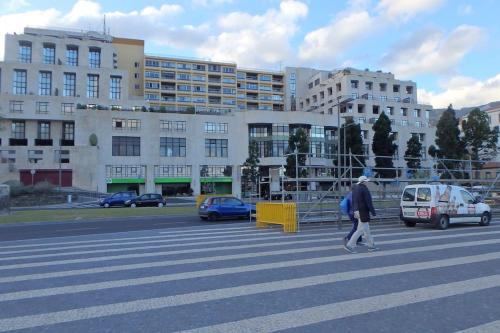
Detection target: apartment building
<box><xmin>143</xmin><ymin>56</ymin><xmax>285</xmax><ymax>113</ymax></box>
<box><xmin>287</xmin><ymin>67</ymin><xmax>435</xmax><ymax>167</ymax></box>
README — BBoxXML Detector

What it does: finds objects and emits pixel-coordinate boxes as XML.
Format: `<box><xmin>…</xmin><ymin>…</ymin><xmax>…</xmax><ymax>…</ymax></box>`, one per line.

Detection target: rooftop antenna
<box><xmin>103</xmin><ymin>15</ymin><xmax>106</xmax><ymax>35</ymax></box>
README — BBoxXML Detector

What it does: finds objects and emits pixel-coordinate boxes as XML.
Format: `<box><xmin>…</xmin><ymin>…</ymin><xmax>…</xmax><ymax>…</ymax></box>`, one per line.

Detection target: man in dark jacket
<box><xmin>344</xmin><ymin>176</ymin><xmax>379</xmax><ymax>253</ymax></box>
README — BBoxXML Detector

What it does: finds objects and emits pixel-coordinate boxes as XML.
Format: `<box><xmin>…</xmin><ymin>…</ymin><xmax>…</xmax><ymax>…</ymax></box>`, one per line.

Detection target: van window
<box><xmin>417</xmin><ymin>188</ymin><xmax>431</xmax><ymax>202</ymax></box>
<box><xmin>460</xmin><ymin>191</ymin><xmax>475</xmax><ymax>204</ymax></box>
<box><xmin>402</xmin><ymin>188</ymin><xmax>416</xmax><ymax>202</ymax></box>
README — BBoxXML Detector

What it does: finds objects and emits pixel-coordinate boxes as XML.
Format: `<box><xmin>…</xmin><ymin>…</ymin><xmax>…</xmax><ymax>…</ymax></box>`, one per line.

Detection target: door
<box><xmin>139</xmin><ymin>194</ymin><xmax>151</xmax><ymax>206</ymax></box>
<box><xmin>223</xmin><ymin>198</ymin><xmax>247</xmax><ymax>217</ymax></box>
<box><xmin>459</xmin><ymin>190</ymin><xmax>480</xmax><ymax>222</ymax></box>
<box><xmin>401</xmin><ymin>187</ymin><xmax>417</xmax><ymax>219</ymax></box>
<box><xmin>415</xmin><ymin>187</ymin><xmax>432</xmax><ymax>220</ymax></box>
<box><xmin>110</xmin><ymin>193</ymin><xmax>123</xmax><ymax>206</ymax></box>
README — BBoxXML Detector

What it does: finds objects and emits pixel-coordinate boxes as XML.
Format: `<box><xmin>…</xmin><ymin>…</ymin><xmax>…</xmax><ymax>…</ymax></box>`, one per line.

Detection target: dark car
<box><xmin>99</xmin><ymin>191</ymin><xmax>137</xmax><ymax>208</ymax></box>
<box><xmin>199</xmin><ymin>196</ymin><xmax>256</xmax><ymax>221</ymax></box>
<box><xmin>125</xmin><ymin>193</ymin><xmax>166</xmax><ymax>208</ymax></box>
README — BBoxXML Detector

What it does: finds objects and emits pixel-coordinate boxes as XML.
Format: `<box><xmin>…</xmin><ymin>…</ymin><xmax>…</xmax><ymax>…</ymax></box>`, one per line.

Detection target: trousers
<box><xmin>346</xmin><ymin>218</ymin><xmax>374</xmax><ymax>248</ymax></box>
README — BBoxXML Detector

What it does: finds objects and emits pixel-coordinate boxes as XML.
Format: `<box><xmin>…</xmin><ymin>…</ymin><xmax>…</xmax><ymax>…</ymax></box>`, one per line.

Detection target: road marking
<box><xmin>455</xmin><ymin>320</ymin><xmax>500</xmax><ymax>333</ymax></box>
<box><xmin>178</xmin><ymin>274</ymin><xmax>500</xmax><ymax>333</ymax></box>
<box><xmin>54</xmin><ymin>227</ymin><xmax>99</xmax><ymax>232</ymax></box>
<box><xmin>1</xmin><ymin>260</ymin><xmax>500</xmax><ymax>332</ymax></box>
<box><xmin>1</xmin><ymin>237</ymin><xmax>499</xmax><ymax>302</ymax></box>
<box><xmin>0</xmin><ymin>226</ymin><xmax>492</xmax><ymax>270</ymax></box>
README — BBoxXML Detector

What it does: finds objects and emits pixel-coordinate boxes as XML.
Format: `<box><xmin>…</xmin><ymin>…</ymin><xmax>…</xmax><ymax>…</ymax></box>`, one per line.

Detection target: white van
<box><xmin>400</xmin><ymin>184</ymin><xmax>491</xmax><ymax>229</ymax></box>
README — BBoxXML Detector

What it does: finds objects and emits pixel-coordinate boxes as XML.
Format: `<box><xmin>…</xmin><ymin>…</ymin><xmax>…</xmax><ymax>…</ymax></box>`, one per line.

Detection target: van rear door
<box><xmin>415</xmin><ymin>187</ymin><xmax>432</xmax><ymax>220</ymax></box>
<box><xmin>401</xmin><ymin>187</ymin><xmax>417</xmax><ymax>218</ymax></box>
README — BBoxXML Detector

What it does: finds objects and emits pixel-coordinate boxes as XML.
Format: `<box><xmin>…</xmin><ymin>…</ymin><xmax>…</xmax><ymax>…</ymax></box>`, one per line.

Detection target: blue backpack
<box><xmin>340</xmin><ymin>194</ymin><xmax>350</xmax><ymax>215</ymax></box>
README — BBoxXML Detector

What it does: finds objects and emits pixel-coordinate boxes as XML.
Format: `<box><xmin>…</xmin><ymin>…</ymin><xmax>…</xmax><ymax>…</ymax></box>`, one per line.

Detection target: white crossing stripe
<box><xmin>178</xmin><ymin>274</ymin><xmax>500</xmax><ymax>333</ymax></box>
<box><xmin>1</xmin><ymin>237</ymin><xmax>499</xmax><ymax>302</ymax></box>
<box><xmin>455</xmin><ymin>320</ymin><xmax>500</xmax><ymax>333</ymax></box>
<box><xmin>0</xmin><ymin>228</ymin><xmax>497</xmax><ymax>283</ymax></box>
<box><xmin>1</xmin><ymin>260</ymin><xmax>500</xmax><ymax>332</ymax></box>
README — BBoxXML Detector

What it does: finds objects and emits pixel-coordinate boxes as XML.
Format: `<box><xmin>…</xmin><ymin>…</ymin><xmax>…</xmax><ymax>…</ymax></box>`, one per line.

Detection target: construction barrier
<box><xmin>256</xmin><ymin>202</ymin><xmax>297</xmax><ymax>233</ymax></box>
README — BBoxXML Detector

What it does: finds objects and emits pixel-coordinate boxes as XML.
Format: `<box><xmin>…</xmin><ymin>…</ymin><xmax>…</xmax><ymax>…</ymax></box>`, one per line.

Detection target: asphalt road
<box><xmin>0</xmin><ymin>218</ymin><xmax>499</xmax><ymax>332</ymax></box>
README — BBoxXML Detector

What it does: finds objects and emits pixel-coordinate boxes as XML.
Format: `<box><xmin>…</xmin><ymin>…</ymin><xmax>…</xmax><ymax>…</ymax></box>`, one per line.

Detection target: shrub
<box><xmin>33</xmin><ymin>181</ymin><xmax>55</xmax><ymax>194</ymax></box>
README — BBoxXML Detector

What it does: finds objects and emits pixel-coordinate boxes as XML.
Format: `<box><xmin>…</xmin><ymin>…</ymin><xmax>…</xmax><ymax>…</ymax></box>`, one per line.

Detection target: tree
<box><xmin>433</xmin><ymin>104</ymin><xmax>466</xmax><ymax>179</ymax></box>
<box><xmin>285</xmin><ymin>127</ymin><xmax>309</xmax><ymax>178</ymax></box>
<box><xmin>404</xmin><ymin>135</ymin><xmax>422</xmax><ymax>177</ymax></box>
<box><xmin>372</xmin><ymin>111</ymin><xmax>398</xmax><ymax>178</ymax></box>
<box><xmin>339</xmin><ymin>117</ymin><xmax>365</xmax><ymax>177</ymax></box>
<box><xmin>461</xmin><ymin>108</ymin><xmax>499</xmax><ymax>169</ymax></box>
<box><xmin>242</xmin><ymin>140</ymin><xmax>260</xmax><ymax>195</ymax></box>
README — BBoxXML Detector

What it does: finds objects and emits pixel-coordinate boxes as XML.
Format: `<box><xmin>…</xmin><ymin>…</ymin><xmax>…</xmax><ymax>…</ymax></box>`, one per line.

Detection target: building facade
<box><xmin>1</xmin><ymin>27</ymin><xmax>437</xmax><ymax>196</ymax></box>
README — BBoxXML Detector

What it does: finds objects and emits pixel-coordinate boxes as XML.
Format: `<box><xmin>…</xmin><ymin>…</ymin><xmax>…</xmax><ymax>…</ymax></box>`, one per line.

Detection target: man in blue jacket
<box><xmin>344</xmin><ymin>176</ymin><xmax>379</xmax><ymax>253</ymax></box>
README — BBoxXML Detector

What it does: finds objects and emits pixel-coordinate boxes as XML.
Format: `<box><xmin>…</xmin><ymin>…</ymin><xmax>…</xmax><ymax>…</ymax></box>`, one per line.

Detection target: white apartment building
<box><xmin>286</xmin><ymin>67</ymin><xmax>435</xmax><ymax>167</ymax></box>
<box><xmin>0</xmin><ymin>27</ymin><xmax>437</xmax><ymax>196</ymax></box>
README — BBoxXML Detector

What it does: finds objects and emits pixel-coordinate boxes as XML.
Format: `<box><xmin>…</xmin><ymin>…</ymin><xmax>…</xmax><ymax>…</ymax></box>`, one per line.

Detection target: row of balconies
<box><xmin>6</xmin><ymin>138</ymin><xmax>74</xmax><ymax>146</ymax></box>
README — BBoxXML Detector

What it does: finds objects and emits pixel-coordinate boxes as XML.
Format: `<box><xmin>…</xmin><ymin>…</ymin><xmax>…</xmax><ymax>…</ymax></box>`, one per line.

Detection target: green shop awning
<box><xmin>106</xmin><ymin>178</ymin><xmax>145</xmax><ymax>184</ymax></box>
<box><xmin>200</xmin><ymin>177</ymin><xmax>232</xmax><ymax>183</ymax></box>
<box><xmin>154</xmin><ymin>177</ymin><xmax>192</xmax><ymax>184</ymax></box>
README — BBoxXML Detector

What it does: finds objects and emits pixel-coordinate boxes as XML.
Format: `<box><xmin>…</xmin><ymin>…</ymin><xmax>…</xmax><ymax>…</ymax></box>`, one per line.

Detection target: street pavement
<box><xmin>0</xmin><ymin>218</ymin><xmax>499</xmax><ymax>332</ymax></box>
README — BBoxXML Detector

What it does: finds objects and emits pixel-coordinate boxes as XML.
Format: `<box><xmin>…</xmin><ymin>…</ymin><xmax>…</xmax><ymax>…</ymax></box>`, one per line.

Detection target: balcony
<box><xmin>9</xmin><ymin>138</ymin><xmax>28</xmax><ymax>146</ymax></box>
<box><xmin>34</xmin><ymin>139</ymin><xmax>53</xmax><ymax>146</ymax></box>
<box><xmin>60</xmin><ymin>139</ymin><xmax>75</xmax><ymax>146</ymax></box>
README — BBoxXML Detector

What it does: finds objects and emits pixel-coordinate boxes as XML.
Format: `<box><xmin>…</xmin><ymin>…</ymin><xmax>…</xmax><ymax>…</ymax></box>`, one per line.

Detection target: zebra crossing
<box><xmin>0</xmin><ymin>220</ymin><xmax>499</xmax><ymax>332</ymax></box>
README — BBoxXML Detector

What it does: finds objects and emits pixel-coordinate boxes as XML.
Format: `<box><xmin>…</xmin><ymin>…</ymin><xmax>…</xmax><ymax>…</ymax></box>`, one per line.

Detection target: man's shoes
<box><xmin>356</xmin><ymin>241</ymin><xmax>367</xmax><ymax>246</ymax></box>
<box><xmin>368</xmin><ymin>246</ymin><xmax>380</xmax><ymax>252</ymax></box>
<box><xmin>344</xmin><ymin>245</ymin><xmax>357</xmax><ymax>254</ymax></box>
<box><xmin>343</xmin><ymin>237</ymin><xmax>348</xmax><ymax>246</ymax></box>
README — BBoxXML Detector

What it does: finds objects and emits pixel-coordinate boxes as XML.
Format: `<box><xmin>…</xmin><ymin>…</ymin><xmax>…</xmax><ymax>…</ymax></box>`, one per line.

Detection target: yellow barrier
<box><xmin>195</xmin><ymin>194</ymin><xmax>232</xmax><ymax>207</ymax></box>
<box><xmin>256</xmin><ymin>202</ymin><xmax>297</xmax><ymax>233</ymax></box>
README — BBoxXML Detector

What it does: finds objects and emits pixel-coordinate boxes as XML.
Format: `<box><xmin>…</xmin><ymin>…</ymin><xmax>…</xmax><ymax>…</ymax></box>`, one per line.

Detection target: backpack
<box><xmin>340</xmin><ymin>195</ymin><xmax>349</xmax><ymax>215</ymax></box>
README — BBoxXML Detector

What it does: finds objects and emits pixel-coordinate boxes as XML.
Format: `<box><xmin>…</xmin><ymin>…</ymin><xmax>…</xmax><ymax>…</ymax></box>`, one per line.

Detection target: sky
<box><xmin>0</xmin><ymin>0</ymin><xmax>499</xmax><ymax>108</ymax></box>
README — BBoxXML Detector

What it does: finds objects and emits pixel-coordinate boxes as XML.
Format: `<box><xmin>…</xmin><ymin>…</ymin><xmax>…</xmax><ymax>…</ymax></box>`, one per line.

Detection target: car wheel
<box><xmin>104</xmin><ymin>203</ymin><xmax>110</xmax><ymax>208</ymax></box>
<box><xmin>158</xmin><ymin>203</ymin><xmax>164</xmax><ymax>208</ymax></box>
<box><xmin>404</xmin><ymin>220</ymin><xmax>416</xmax><ymax>227</ymax></box>
<box><xmin>479</xmin><ymin>212</ymin><xmax>490</xmax><ymax>226</ymax></box>
<box><xmin>200</xmin><ymin>216</ymin><xmax>208</xmax><ymax>221</ymax></box>
<box><xmin>208</xmin><ymin>213</ymin><xmax>218</xmax><ymax>222</ymax></box>
<box><xmin>130</xmin><ymin>203</ymin><xmax>136</xmax><ymax>208</ymax></box>
<box><xmin>436</xmin><ymin>215</ymin><xmax>449</xmax><ymax>230</ymax></box>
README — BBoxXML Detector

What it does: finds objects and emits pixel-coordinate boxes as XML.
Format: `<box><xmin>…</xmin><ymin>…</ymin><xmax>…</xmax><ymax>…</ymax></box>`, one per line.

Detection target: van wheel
<box><xmin>404</xmin><ymin>220</ymin><xmax>416</xmax><ymax>227</ymax></box>
<box><xmin>479</xmin><ymin>212</ymin><xmax>490</xmax><ymax>226</ymax></box>
<box><xmin>436</xmin><ymin>215</ymin><xmax>449</xmax><ymax>230</ymax></box>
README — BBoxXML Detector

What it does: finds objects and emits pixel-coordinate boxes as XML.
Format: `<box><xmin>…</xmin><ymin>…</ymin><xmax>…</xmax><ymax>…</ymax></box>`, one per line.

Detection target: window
<box><xmin>36</xmin><ymin>102</ymin><xmax>49</xmax><ymax>114</ymax></box>
<box><xmin>9</xmin><ymin>101</ymin><xmax>23</xmax><ymax>113</ymax></box>
<box><xmin>358</xmin><ymin>117</ymin><xmax>366</xmax><ymax>124</ymax></box>
<box><xmin>208</xmin><ymin>64</ymin><xmax>221</xmax><ymax>72</ymax></box>
<box><xmin>13</xmin><ymin>69</ymin><xmax>27</xmax><ymax>95</ymax></box>
<box><xmin>361</xmin><ymin>130</ymin><xmax>369</xmax><ymax>140</ymax></box>
<box><xmin>61</xmin><ymin>103</ymin><xmax>74</xmax><ymax>114</ymax></box>
<box><xmin>393</xmin><ymin>84</ymin><xmax>400</xmax><ymax>93</ymax></box>
<box><xmin>113</xmin><ymin>118</ymin><xmax>126</xmax><ymax>130</ymax></box>
<box><xmin>418</xmin><ymin>133</ymin><xmax>426</xmax><ymax>142</ymax></box>
<box><xmin>177</xmin><ymin>73</ymin><xmax>191</xmax><ymax>81</ymax></box>
<box><xmin>260</xmin><ymin>74</ymin><xmax>271</xmax><ymax>81</ymax></box>
<box><xmin>365</xmin><ymin>81</ymin><xmax>373</xmax><ymax>90</ymax></box>
<box><xmin>88</xmin><ymin>47</ymin><xmax>101</xmax><ymax>68</ymax></box>
<box><xmin>42</xmin><ymin>43</ymin><xmax>55</xmax><ymax>64</ymax></box>
<box><xmin>461</xmin><ymin>190</ymin><xmax>475</xmax><ymax>204</ymax></box>
<box><xmin>160</xmin><ymin>137</ymin><xmax>186</xmax><ymax>157</ymax></box>
<box><xmin>401</xmin><ymin>120</ymin><xmax>409</xmax><ymax>126</ymax></box>
<box><xmin>145</xmin><ymin>71</ymin><xmax>160</xmax><ymax>78</ymax></box>
<box><xmin>205</xmin><ymin>139</ymin><xmax>228</xmax><ymax>157</ymax></box>
<box><xmin>127</xmin><ymin>119</ymin><xmax>140</xmax><ymax>130</ymax></box>
<box><xmin>401</xmin><ymin>108</ymin><xmax>408</xmax><ymax>116</ymax></box>
<box><xmin>61</xmin><ymin>122</ymin><xmax>74</xmax><ymax>141</ymax></box>
<box><xmin>222</xmin><ymin>87</ymin><xmax>236</xmax><ymax>95</ymax></box>
<box><xmin>406</xmin><ymin>86</ymin><xmax>413</xmax><ymax>94</ymax></box>
<box><xmin>145</xmin><ymin>59</ymin><xmax>160</xmax><ymax>67</ymax></box>
<box><xmin>55</xmin><ymin>150</ymin><xmax>70</xmax><ymax>164</ymax></box>
<box><xmin>37</xmin><ymin>121</ymin><xmax>50</xmax><ymax>139</ymax></box>
<box><xmin>314</xmin><ymin>78</ymin><xmax>320</xmax><ymax>86</ymax></box>
<box><xmin>222</xmin><ymin>77</ymin><xmax>235</xmax><ymax>84</ymax></box>
<box><xmin>193</xmin><ymin>64</ymin><xmax>205</xmax><ymax>71</ymax></box>
<box><xmin>271</xmin><ymin>140</ymin><xmax>288</xmax><ymax>157</ymax></box>
<box><xmin>425</xmin><ymin>110</ymin><xmax>430</xmax><ymax>119</ymax></box>
<box><xmin>204</xmin><ymin>122</ymin><xmax>228</xmax><ymax>133</ymax></box>
<box><xmin>11</xmin><ymin>121</ymin><xmax>25</xmax><ymax>139</ymax></box>
<box><xmin>402</xmin><ymin>188</ymin><xmax>416</xmax><ymax>201</ymax></box>
<box><xmin>417</xmin><ymin>188</ymin><xmax>431</xmax><ymax>202</ymax></box>
<box><xmin>310</xmin><ymin>126</ymin><xmax>324</xmax><ymax>138</ymax></box>
<box><xmin>112</xmin><ymin>136</ymin><xmax>140</xmax><ymax>156</ymax></box>
<box><xmin>38</xmin><ymin>71</ymin><xmax>52</xmax><ymax>95</ymax></box>
<box><xmin>249</xmin><ymin>126</ymin><xmax>269</xmax><ymax>137</ymax></box>
<box><xmin>87</xmin><ymin>74</ymin><xmax>99</xmax><ymax>98</ymax></box>
<box><xmin>63</xmin><ymin>73</ymin><xmax>76</xmax><ymax>97</ymax></box>
<box><xmin>386</xmin><ymin>106</ymin><xmax>394</xmax><ymax>115</ymax></box>
<box><xmin>192</xmin><ymin>75</ymin><xmax>206</xmax><ymax>82</ymax></box>
<box><xmin>66</xmin><ymin>46</ymin><xmax>78</xmax><ymax>66</ymax></box>
<box><xmin>351</xmin><ymin>80</ymin><xmax>358</xmax><ymax>89</ymax></box>
<box><xmin>336</xmin><ymin>83</ymin><xmax>341</xmax><ymax>92</ymax></box>
<box><xmin>110</xmin><ymin>76</ymin><xmax>122</xmax><ymax>100</ymax></box>
<box><xmin>18</xmin><ymin>41</ymin><xmax>31</xmax><ymax>63</ymax></box>
<box><xmin>223</xmin><ymin>67</ymin><xmax>235</xmax><ymax>74</ymax></box>
<box><xmin>160</xmin><ymin>120</ymin><xmax>186</xmax><ymax>131</ymax></box>
<box><xmin>380</xmin><ymin>83</ymin><xmax>387</xmax><ymax>91</ymax></box>
<box><xmin>28</xmin><ymin>150</ymin><xmax>43</xmax><ymax>163</ymax></box>
<box><xmin>177</xmin><ymin>63</ymin><xmax>190</xmax><ymax>70</ymax></box>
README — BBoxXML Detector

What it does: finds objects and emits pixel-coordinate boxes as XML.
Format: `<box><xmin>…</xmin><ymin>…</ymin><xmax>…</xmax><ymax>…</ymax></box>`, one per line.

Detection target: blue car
<box><xmin>99</xmin><ymin>191</ymin><xmax>137</xmax><ymax>208</ymax></box>
<box><xmin>199</xmin><ymin>196</ymin><xmax>256</xmax><ymax>221</ymax></box>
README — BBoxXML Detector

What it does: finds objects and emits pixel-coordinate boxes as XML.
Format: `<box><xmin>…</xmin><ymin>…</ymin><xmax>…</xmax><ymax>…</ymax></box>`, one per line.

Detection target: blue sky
<box><xmin>1</xmin><ymin>0</ymin><xmax>499</xmax><ymax>108</ymax></box>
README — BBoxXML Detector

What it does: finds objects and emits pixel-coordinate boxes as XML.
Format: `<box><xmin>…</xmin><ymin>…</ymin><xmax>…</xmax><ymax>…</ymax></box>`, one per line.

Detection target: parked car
<box><xmin>125</xmin><ymin>193</ymin><xmax>166</xmax><ymax>208</ymax></box>
<box><xmin>400</xmin><ymin>184</ymin><xmax>491</xmax><ymax>229</ymax></box>
<box><xmin>199</xmin><ymin>196</ymin><xmax>256</xmax><ymax>221</ymax></box>
<box><xmin>99</xmin><ymin>191</ymin><xmax>137</xmax><ymax>208</ymax></box>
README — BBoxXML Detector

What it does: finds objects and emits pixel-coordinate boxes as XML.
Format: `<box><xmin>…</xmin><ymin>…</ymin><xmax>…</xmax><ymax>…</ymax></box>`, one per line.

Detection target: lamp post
<box><xmin>334</xmin><ymin>96</ymin><xmax>354</xmax><ymax>229</ymax></box>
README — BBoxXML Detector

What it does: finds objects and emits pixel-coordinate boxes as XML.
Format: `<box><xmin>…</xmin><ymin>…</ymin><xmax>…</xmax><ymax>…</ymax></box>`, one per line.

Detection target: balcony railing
<box><xmin>60</xmin><ymin>139</ymin><xmax>75</xmax><ymax>146</ymax></box>
<box><xmin>35</xmin><ymin>139</ymin><xmax>53</xmax><ymax>146</ymax></box>
<box><xmin>9</xmin><ymin>138</ymin><xmax>28</xmax><ymax>146</ymax></box>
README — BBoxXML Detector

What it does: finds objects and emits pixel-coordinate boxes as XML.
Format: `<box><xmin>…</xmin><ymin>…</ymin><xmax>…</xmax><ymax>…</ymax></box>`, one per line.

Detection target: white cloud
<box><xmin>196</xmin><ymin>0</ymin><xmax>308</xmax><ymax>68</ymax></box>
<box><xmin>376</xmin><ymin>0</ymin><xmax>443</xmax><ymax>22</ymax></box>
<box><xmin>1</xmin><ymin>0</ymin><xmax>29</xmax><ymax>13</ymax></box>
<box><xmin>381</xmin><ymin>25</ymin><xmax>485</xmax><ymax>78</ymax></box>
<box><xmin>0</xmin><ymin>0</ymin><xmax>186</xmax><ymax>60</ymax></box>
<box><xmin>191</xmin><ymin>0</ymin><xmax>233</xmax><ymax>6</ymax></box>
<box><xmin>298</xmin><ymin>10</ymin><xmax>373</xmax><ymax>65</ymax></box>
<box><xmin>418</xmin><ymin>74</ymin><xmax>500</xmax><ymax>108</ymax></box>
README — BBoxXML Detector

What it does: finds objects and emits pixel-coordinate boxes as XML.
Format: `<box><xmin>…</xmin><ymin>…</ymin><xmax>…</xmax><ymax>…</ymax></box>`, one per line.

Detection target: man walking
<box><xmin>340</xmin><ymin>187</ymin><xmax>363</xmax><ymax>246</ymax></box>
<box><xmin>344</xmin><ymin>176</ymin><xmax>379</xmax><ymax>253</ymax></box>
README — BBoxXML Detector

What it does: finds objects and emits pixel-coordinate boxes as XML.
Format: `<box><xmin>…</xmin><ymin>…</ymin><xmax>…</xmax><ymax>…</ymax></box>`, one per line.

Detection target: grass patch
<box><xmin>0</xmin><ymin>206</ymin><xmax>197</xmax><ymax>224</ymax></box>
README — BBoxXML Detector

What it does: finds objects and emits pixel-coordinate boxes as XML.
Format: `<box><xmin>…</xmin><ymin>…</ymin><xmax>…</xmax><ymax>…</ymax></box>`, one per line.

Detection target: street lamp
<box><xmin>333</xmin><ymin>96</ymin><xmax>354</xmax><ymax>229</ymax></box>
